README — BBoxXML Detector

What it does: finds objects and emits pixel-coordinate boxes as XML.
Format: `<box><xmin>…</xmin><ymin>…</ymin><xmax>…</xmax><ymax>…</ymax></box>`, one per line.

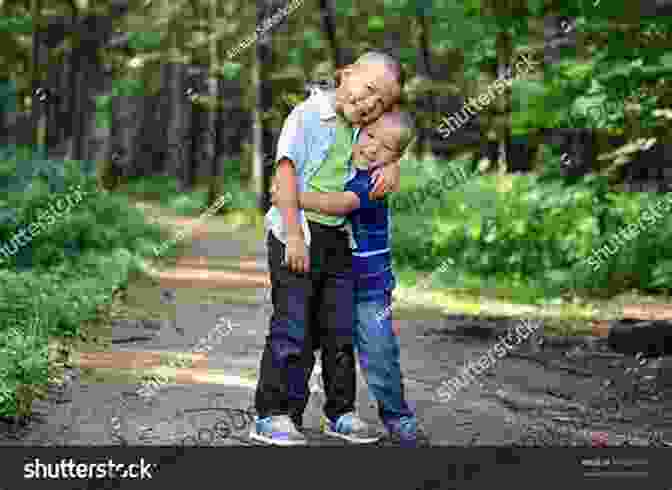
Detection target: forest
<box><xmin>0</xmin><ymin>0</ymin><xmax>671</xmax><ymax>424</ymax></box>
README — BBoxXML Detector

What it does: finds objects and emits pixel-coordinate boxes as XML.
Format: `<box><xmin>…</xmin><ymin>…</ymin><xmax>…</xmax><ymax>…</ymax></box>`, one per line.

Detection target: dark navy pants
<box><xmin>254</xmin><ymin>222</ymin><xmax>356</xmax><ymax>422</ymax></box>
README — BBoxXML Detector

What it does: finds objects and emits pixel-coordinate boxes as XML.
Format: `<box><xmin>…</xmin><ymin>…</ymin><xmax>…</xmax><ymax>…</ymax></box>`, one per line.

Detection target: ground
<box><xmin>1</xmin><ymin>203</ymin><xmax>671</xmax><ymax>448</ymax></box>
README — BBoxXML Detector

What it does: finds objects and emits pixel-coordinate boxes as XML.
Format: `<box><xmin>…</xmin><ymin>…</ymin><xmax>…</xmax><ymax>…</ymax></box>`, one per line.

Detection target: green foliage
<box><xmin>127</xmin><ymin>31</ymin><xmax>164</xmax><ymax>51</ymax></box>
<box><xmin>0</xmin><ymin>318</ymin><xmax>49</xmax><ymax>420</ymax></box>
<box><xmin>0</xmin><ymin>155</ymin><xmax>176</xmax><ymax>418</ymax></box>
<box><xmin>220</xmin><ymin>62</ymin><xmax>242</xmax><ymax>80</ymax></box>
<box><xmin>393</xmin><ymin>154</ymin><xmax>672</xmax><ymax>302</ymax></box>
<box><xmin>367</xmin><ymin>16</ymin><xmax>385</xmax><ymax>32</ymax></box>
<box><xmin>0</xmin><ymin>16</ymin><xmax>32</xmax><ymax>34</ymax></box>
<box><xmin>120</xmin><ymin>167</ymin><xmax>256</xmax><ymax>217</ymax></box>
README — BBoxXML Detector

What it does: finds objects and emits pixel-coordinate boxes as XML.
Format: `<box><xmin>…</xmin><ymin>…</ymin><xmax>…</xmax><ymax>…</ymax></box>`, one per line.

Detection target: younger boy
<box><xmin>273</xmin><ymin>110</ymin><xmax>428</xmax><ymax>446</ymax></box>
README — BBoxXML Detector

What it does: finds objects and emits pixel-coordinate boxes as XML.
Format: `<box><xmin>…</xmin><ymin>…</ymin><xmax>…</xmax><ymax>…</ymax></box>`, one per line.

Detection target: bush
<box><xmin>0</xmin><ymin>317</ymin><xmax>49</xmax><ymax>420</ymax></box>
<box><xmin>392</xmin><ymin>152</ymin><xmax>672</xmax><ymax>301</ymax></box>
<box><xmin>120</xmin><ymin>168</ymin><xmax>257</xmax><ymax>216</ymax></box>
<box><xmin>0</xmin><ymin>151</ymin><xmax>175</xmax><ymax>419</ymax></box>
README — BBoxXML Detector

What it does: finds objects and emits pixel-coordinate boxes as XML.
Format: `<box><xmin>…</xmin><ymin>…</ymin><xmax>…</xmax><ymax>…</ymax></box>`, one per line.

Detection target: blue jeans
<box><xmin>353</xmin><ymin>290</ymin><xmax>414</xmax><ymax>425</ymax></box>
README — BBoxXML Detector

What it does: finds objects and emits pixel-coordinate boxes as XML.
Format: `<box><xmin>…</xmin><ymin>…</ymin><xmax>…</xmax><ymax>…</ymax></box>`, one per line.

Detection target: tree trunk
<box><xmin>162</xmin><ymin>16</ymin><xmax>189</xmax><ymax>190</ymax></box>
<box><xmin>44</xmin><ymin>57</ymin><xmax>61</xmax><ymax>149</ymax></box>
<box><xmin>31</xmin><ymin>0</ymin><xmax>47</xmax><ymax>153</ymax></box>
<box><xmin>81</xmin><ymin>50</ymin><xmax>106</xmax><ymax>165</ymax></box>
<box><xmin>415</xmin><ymin>11</ymin><xmax>434</xmax><ymax>160</ymax></box>
<box><xmin>255</xmin><ymin>0</ymin><xmax>274</xmax><ymax>212</ymax></box>
<box><xmin>87</xmin><ymin>66</ymin><xmax>112</xmax><ymax>168</ymax></box>
<box><xmin>207</xmin><ymin>0</ymin><xmax>222</xmax><ymax>208</ymax></box>
<box><xmin>495</xmin><ymin>30</ymin><xmax>512</xmax><ymax>174</ymax></box>
<box><xmin>162</xmin><ymin>61</ymin><xmax>188</xmax><ymax>188</ymax></box>
<box><xmin>103</xmin><ymin>74</ymin><xmax>123</xmax><ymax>190</ymax></box>
<box><xmin>114</xmin><ymin>95</ymin><xmax>143</xmax><ymax>179</ymax></box>
<box><xmin>68</xmin><ymin>39</ymin><xmax>88</xmax><ymax>162</ymax></box>
<box><xmin>184</xmin><ymin>86</ymin><xmax>200</xmax><ymax>191</ymax></box>
<box><xmin>319</xmin><ymin>0</ymin><xmax>342</xmax><ymax>67</ymax></box>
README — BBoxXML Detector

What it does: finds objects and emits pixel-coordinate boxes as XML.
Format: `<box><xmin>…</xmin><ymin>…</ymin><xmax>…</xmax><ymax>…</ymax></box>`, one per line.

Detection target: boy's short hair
<box><xmin>354</xmin><ymin>51</ymin><xmax>406</xmax><ymax>89</ymax></box>
<box><xmin>334</xmin><ymin>51</ymin><xmax>406</xmax><ymax>90</ymax></box>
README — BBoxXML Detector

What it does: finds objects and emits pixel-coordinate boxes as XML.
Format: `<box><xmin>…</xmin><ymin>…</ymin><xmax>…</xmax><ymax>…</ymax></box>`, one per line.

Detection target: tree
<box><xmin>318</xmin><ymin>0</ymin><xmax>342</xmax><ymax>68</ymax></box>
<box><xmin>254</xmin><ymin>0</ymin><xmax>274</xmax><ymax>212</ymax></box>
<box><xmin>30</xmin><ymin>0</ymin><xmax>46</xmax><ymax>151</ymax></box>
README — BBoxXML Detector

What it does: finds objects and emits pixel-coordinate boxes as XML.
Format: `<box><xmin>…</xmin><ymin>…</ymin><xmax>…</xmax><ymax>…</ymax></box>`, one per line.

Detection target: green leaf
<box><xmin>302</xmin><ymin>29</ymin><xmax>323</xmax><ymax>50</ymax></box>
<box><xmin>527</xmin><ymin>0</ymin><xmax>544</xmax><ymax>15</ymax></box>
<box><xmin>0</xmin><ymin>16</ymin><xmax>32</xmax><ymax>34</ymax></box>
<box><xmin>128</xmin><ymin>31</ymin><xmax>163</xmax><ymax>51</ymax></box>
<box><xmin>221</xmin><ymin>62</ymin><xmax>241</xmax><ymax>80</ymax></box>
<box><xmin>368</xmin><ymin>16</ymin><xmax>385</xmax><ymax>32</ymax></box>
<box><xmin>660</xmin><ymin>53</ymin><xmax>672</xmax><ymax>68</ymax></box>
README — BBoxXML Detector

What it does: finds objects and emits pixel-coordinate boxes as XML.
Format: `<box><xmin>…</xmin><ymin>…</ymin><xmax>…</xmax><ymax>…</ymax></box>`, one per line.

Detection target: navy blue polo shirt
<box><xmin>344</xmin><ymin>166</ymin><xmax>396</xmax><ymax>300</ymax></box>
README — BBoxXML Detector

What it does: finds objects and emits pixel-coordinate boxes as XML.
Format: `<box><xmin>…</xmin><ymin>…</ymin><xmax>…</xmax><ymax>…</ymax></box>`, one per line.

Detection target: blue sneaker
<box><xmin>320</xmin><ymin>412</ymin><xmax>381</xmax><ymax>444</ymax></box>
<box><xmin>384</xmin><ymin>416</ymin><xmax>431</xmax><ymax>447</ymax></box>
<box><xmin>249</xmin><ymin>415</ymin><xmax>307</xmax><ymax>446</ymax></box>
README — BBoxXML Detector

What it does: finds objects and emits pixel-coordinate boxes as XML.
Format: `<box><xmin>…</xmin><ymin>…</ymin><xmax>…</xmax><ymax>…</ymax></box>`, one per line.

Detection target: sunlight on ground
<box><xmin>392</xmin><ymin>277</ymin><xmax>672</xmax><ymax>336</ymax></box>
<box><xmin>131</xmin><ymin>200</ymin><xmax>672</xmax><ymax>338</ymax></box>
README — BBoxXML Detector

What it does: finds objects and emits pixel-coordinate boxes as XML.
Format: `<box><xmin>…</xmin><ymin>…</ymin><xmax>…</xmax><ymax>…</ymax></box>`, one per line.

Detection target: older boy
<box><xmin>251</xmin><ymin>52</ymin><xmax>404</xmax><ymax>446</ymax></box>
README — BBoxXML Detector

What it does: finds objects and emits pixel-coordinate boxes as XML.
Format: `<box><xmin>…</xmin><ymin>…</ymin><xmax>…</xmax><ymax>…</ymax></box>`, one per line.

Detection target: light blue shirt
<box><xmin>265</xmin><ymin>88</ymin><xmax>360</xmax><ymax>246</ymax></box>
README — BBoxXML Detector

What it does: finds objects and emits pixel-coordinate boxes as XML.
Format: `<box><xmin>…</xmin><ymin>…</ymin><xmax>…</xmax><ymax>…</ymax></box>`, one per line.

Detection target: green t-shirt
<box><xmin>304</xmin><ymin>114</ymin><xmax>354</xmax><ymax>226</ymax></box>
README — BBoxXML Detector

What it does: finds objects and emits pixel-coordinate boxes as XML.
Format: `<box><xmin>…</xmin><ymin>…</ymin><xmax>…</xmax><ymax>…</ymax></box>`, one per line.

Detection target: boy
<box><xmin>272</xmin><ymin>110</ymin><xmax>429</xmax><ymax>446</ymax></box>
<box><xmin>250</xmin><ymin>52</ymin><xmax>404</xmax><ymax>446</ymax></box>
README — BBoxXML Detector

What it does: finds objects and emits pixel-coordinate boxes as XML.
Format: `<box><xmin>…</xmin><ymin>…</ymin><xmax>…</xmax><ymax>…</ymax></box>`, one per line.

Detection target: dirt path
<box><xmin>1</xmin><ymin>204</ymin><xmax>671</xmax><ymax>448</ymax></box>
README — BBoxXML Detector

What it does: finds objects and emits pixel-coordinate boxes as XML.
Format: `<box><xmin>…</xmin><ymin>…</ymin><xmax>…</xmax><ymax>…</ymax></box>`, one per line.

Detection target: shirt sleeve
<box><xmin>275</xmin><ymin>104</ymin><xmax>307</xmax><ymax>176</ymax></box>
<box><xmin>345</xmin><ymin>174</ymin><xmax>374</xmax><ymax>211</ymax></box>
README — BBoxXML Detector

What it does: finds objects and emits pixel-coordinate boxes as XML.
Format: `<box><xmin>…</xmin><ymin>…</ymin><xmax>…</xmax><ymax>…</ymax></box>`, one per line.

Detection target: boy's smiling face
<box><xmin>335</xmin><ymin>62</ymin><xmax>401</xmax><ymax>126</ymax></box>
<box><xmin>352</xmin><ymin>116</ymin><xmax>404</xmax><ymax>170</ymax></box>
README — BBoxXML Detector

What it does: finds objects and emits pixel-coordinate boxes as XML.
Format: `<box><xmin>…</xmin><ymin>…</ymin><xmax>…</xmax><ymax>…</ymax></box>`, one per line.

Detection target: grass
<box><xmin>391</xmin><ymin>264</ymin><xmax>670</xmax><ymax>336</ymax></box>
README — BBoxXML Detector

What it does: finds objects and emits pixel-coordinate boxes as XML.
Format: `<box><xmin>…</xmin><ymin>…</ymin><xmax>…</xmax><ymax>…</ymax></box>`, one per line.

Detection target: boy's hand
<box><xmin>285</xmin><ymin>232</ymin><xmax>309</xmax><ymax>273</ymax></box>
<box><xmin>370</xmin><ymin>160</ymin><xmax>400</xmax><ymax>200</ymax></box>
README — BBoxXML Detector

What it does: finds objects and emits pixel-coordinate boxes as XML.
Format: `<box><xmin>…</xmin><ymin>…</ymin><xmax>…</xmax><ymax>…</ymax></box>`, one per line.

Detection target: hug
<box><xmin>251</xmin><ymin>51</ymin><xmax>429</xmax><ymax>446</ymax></box>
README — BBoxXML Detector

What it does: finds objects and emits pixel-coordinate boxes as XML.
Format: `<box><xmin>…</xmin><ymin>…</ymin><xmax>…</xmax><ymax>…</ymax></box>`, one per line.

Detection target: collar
<box><xmin>313</xmin><ymin>88</ymin><xmax>337</xmax><ymax>121</ymax></box>
<box><xmin>312</xmin><ymin>88</ymin><xmax>360</xmax><ymax>142</ymax></box>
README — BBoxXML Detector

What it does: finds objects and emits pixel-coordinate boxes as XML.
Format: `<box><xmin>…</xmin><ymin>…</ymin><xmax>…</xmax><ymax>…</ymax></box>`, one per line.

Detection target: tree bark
<box><xmin>415</xmin><ymin>11</ymin><xmax>434</xmax><ymax>160</ymax></box>
<box><xmin>319</xmin><ymin>0</ymin><xmax>342</xmax><ymax>67</ymax></box>
<box><xmin>31</xmin><ymin>0</ymin><xmax>47</xmax><ymax>152</ymax></box>
<box><xmin>162</xmin><ymin>61</ymin><xmax>188</xmax><ymax>188</ymax></box>
<box><xmin>495</xmin><ymin>30</ymin><xmax>512</xmax><ymax>174</ymax></box>
<box><xmin>207</xmin><ymin>0</ymin><xmax>221</xmax><ymax>208</ymax></box>
<box><xmin>255</xmin><ymin>0</ymin><xmax>274</xmax><ymax>212</ymax></box>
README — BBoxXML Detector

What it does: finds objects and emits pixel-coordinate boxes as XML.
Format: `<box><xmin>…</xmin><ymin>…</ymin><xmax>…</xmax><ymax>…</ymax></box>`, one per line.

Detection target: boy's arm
<box><xmin>275</xmin><ymin>158</ymin><xmax>303</xmax><ymax>237</ymax></box>
<box><xmin>274</xmin><ymin>103</ymin><xmax>310</xmax><ymax>272</ymax></box>
<box><xmin>275</xmin><ymin>158</ymin><xmax>309</xmax><ymax>273</ymax></box>
<box><xmin>298</xmin><ymin>191</ymin><xmax>360</xmax><ymax>216</ymax></box>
